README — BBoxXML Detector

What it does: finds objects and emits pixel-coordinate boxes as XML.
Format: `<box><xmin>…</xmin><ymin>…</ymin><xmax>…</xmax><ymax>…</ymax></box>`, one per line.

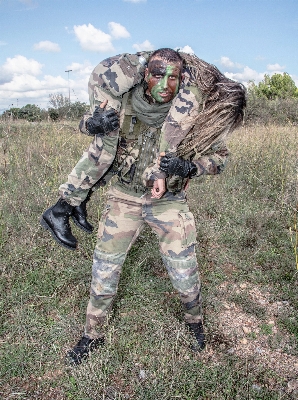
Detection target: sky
<box><xmin>0</xmin><ymin>0</ymin><xmax>297</xmax><ymax>112</ymax></box>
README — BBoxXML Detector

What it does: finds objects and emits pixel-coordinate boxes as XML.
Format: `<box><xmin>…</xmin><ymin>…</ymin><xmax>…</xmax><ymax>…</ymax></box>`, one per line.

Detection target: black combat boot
<box><xmin>40</xmin><ymin>198</ymin><xmax>77</xmax><ymax>250</ymax></box>
<box><xmin>187</xmin><ymin>321</ymin><xmax>206</xmax><ymax>351</ymax></box>
<box><xmin>71</xmin><ymin>190</ymin><xmax>93</xmax><ymax>233</ymax></box>
<box><xmin>65</xmin><ymin>336</ymin><xmax>105</xmax><ymax>366</ymax></box>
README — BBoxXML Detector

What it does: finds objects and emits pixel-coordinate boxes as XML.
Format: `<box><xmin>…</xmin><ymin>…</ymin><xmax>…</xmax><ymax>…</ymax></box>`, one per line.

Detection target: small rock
<box><xmin>240</xmin><ymin>338</ymin><xmax>248</xmax><ymax>345</ymax></box>
<box><xmin>227</xmin><ymin>348</ymin><xmax>235</xmax><ymax>354</ymax></box>
<box><xmin>239</xmin><ymin>283</ymin><xmax>247</xmax><ymax>289</ymax></box>
<box><xmin>255</xmin><ymin>347</ymin><xmax>264</xmax><ymax>354</ymax></box>
<box><xmin>139</xmin><ymin>370</ymin><xmax>146</xmax><ymax>380</ymax></box>
<box><xmin>252</xmin><ymin>384</ymin><xmax>262</xmax><ymax>392</ymax></box>
<box><xmin>268</xmin><ymin>320</ymin><xmax>275</xmax><ymax>325</ymax></box>
<box><xmin>242</xmin><ymin>326</ymin><xmax>251</xmax><ymax>334</ymax></box>
<box><xmin>223</xmin><ymin>303</ymin><xmax>230</xmax><ymax>310</ymax></box>
<box><xmin>105</xmin><ymin>386</ymin><xmax>118</xmax><ymax>400</ymax></box>
<box><xmin>287</xmin><ymin>380</ymin><xmax>298</xmax><ymax>391</ymax></box>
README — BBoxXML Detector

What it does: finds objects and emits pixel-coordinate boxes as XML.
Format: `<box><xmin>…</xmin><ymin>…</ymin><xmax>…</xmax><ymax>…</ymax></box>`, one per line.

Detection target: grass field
<box><xmin>0</xmin><ymin>120</ymin><xmax>297</xmax><ymax>399</ymax></box>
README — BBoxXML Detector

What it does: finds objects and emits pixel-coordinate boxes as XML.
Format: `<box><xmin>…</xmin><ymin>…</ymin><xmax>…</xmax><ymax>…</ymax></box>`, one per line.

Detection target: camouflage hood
<box><xmin>131</xmin><ymin>84</ymin><xmax>172</xmax><ymax>128</ymax></box>
<box><xmin>175</xmin><ymin>53</ymin><xmax>247</xmax><ymax>157</ymax></box>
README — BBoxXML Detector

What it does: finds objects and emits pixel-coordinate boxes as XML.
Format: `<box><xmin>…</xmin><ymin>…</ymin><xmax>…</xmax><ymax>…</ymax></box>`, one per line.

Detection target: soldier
<box><xmin>40</xmin><ymin>49</ymin><xmax>211</xmax><ymax>250</ymax></box>
<box><xmin>59</xmin><ymin>48</ymin><xmax>237</xmax><ymax>366</ymax></box>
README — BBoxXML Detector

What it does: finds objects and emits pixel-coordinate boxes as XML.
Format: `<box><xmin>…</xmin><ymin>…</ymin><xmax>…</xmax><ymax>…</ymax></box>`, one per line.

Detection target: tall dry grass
<box><xmin>0</xmin><ymin>120</ymin><xmax>297</xmax><ymax>399</ymax></box>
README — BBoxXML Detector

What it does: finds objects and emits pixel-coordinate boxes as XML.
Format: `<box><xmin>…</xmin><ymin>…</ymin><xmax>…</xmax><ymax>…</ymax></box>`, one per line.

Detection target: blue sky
<box><xmin>0</xmin><ymin>0</ymin><xmax>297</xmax><ymax>112</ymax></box>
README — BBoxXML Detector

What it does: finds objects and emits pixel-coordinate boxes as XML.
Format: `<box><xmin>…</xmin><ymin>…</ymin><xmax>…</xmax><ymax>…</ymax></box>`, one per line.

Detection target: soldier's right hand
<box><xmin>86</xmin><ymin>100</ymin><xmax>119</xmax><ymax>136</ymax></box>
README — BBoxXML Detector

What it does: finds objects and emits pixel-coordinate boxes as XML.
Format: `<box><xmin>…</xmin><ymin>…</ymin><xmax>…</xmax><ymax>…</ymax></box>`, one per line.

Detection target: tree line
<box><xmin>2</xmin><ymin>73</ymin><xmax>298</xmax><ymax>125</ymax></box>
<box><xmin>1</xmin><ymin>93</ymin><xmax>89</xmax><ymax>122</ymax></box>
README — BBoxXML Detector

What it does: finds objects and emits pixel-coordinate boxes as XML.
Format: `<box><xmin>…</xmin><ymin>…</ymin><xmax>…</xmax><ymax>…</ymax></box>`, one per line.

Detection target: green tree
<box><xmin>1</xmin><ymin>104</ymin><xmax>45</xmax><ymax>121</ymax></box>
<box><xmin>19</xmin><ymin>104</ymin><xmax>44</xmax><ymax>121</ymax></box>
<box><xmin>249</xmin><ymin>73</ymin><xmax>298</xmax><ymax>100</ymax></box>
<box><xmin>2</xmin><ymin>107</ymin><xmax>21</xmax><ymax>119</ymax></box>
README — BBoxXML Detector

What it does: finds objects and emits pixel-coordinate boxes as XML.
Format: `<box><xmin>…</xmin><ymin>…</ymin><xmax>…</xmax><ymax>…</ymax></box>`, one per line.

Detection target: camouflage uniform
<box><xmin>58</xmin><ymin>51</ymin><xmax>226</xmax><ymax>206</ymax></box>
<box><xmin>81</xmin><ymin>81</ymin><xmax>229</xmax><ymax>339</ymax></box>
<box><xmin>57</xmin><ymin>51</ymin><xmax>229</xmax><ymax>338</ymax></box>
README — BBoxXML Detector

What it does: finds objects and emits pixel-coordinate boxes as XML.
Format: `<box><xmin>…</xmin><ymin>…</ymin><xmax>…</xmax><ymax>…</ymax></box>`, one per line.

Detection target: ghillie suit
<box><xmin>164</xmin><ymin>52</ymin><xmax>247</xmax><ymax>159</ymax></box>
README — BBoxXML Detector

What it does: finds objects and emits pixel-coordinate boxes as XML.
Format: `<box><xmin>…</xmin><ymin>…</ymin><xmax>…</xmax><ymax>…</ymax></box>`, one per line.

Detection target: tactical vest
<box><xmin>111</xmin><ymin>90</ymin><xmax>163</xmax><ymax>193</ymax></box>
<box><xmin>106</xmin><ymin>89</ymin><xmax>193</xmax><ymax>194</ymax></box>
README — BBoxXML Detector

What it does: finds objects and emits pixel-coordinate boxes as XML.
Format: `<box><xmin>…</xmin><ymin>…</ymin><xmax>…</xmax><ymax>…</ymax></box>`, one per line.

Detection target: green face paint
<box><xmin>146</xmin><ymin>61</ymin><xmax>181</xmax><ymax>103</ymax></box>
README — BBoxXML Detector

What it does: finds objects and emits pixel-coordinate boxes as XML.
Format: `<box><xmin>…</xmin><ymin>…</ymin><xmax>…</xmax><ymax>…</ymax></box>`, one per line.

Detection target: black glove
<box><xmin>159</xmin><ymin>153</ymin><xmax>197</xmax><ymax>178</ymax></box>
<box><xmin>86</xmin><ymin>106</ymin><xmax>119</xmax><ymax>136</ymax></box>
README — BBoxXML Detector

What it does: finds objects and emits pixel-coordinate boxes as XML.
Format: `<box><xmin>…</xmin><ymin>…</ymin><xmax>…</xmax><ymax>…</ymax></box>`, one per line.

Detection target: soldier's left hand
<box><xmin>159</xmin><ymin>153</ymin><xmax>197</xmax><ymax>178</ymax></box>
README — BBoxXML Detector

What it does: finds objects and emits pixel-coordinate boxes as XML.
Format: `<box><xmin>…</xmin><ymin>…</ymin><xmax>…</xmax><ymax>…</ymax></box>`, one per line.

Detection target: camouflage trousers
<box><xmin>58</xmin><ymin>132</ymin><xmax>119</xmax><ymax>206</ymax></box>
<box><xmin>84</xmin><ymin>186</ymin><xmax>202</xmax><ymax>339</ymax></box>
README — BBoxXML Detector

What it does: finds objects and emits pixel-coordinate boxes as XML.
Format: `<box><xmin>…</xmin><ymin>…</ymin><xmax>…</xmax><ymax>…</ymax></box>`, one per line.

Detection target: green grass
<box><xmin>0</xmin><ymin>120</ymin><xmax>297</xmax><ymax>399</ymax></box>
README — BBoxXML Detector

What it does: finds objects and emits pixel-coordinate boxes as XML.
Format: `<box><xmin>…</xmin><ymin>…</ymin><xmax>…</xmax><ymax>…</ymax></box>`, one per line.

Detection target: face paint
<box><xmin>146</xmin><ymin>60</ymin><xmax>181</xmax><ymax>103</ymax></box>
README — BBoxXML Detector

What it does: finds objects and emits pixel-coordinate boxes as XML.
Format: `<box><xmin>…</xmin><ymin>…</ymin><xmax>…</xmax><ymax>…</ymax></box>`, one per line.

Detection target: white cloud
<box><xmin>108</xmin><ymin>22</ymin><xmax>130</xmax><ymax>39</ymax></box>
<box><xmin>0</xmin><ymin>69</ymin><xmax>12</xmax><ymax>85</ymax></box>
<box><xmin>0</xmin><ymin>41</ymin><xmax>7</xmax><ymax>46</ymax></box>
<box><xmin>124</xmin><ymin>0</ymin><xmax>146</xmax><ymax>3</ymax></box>
<box><xmin>3</xmin><ymin>55</ymin><xmax>43</xmax><ymax>76</ymax></box>
<box><xmin>220</xmin><ymin>56</ymin><xmax>242</xmax><ymax>70</ymax></box>
<box><xmin>224</xmin><ymin>67</ymin><xmax>265</xmax><ymax>86</ymax></box>
<box><xmin>133</xmin><ymin>40</ymin><xmax>154</xmax><ymax>51</ymax></box>
<box><xmin>73</xmin><ymin>23</ymin><xmax>114</xmax><ymax>52</ymax></box>
<box><xmin>223</xmin><ymin>61</ymin><xmax>295</xmax><ymax>86</ymax></box>
<box><xmin>0</xmin><ymin>55</ymin><xmax>90</xmax><ymax>109</ymax></box>
<box><xmin>176</xmin><ymin>45</ymin><xmax>194</xmax><ymax>54</ymax></box>
<box><xmin>267</xmin><ymin>63</ymin><xmax>285</xmax><ymax>71</ymax></box>
<box><xmin>34</xmin><ymin>40</ymin><xmax>61</xmax><ymax>52</ymax></box>
<box><xmin>0</xmin><ymin>72</ymin><xmax>89</xmax><ymax>109</ymax></box>
<box><xmin>65</xmin><ymin>61</ymin><xmax>94</xmax><ymax>81</ymax></box>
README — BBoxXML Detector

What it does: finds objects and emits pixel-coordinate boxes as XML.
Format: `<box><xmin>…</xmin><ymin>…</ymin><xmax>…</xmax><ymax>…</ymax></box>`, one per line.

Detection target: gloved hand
<box><xmin>159</xmin><ymin>153</ymin><xmax>197</xmax><ymax>178</ymax></box>
<box><xmin>86</xmin><ymin>106</ymin><xmax>119</xmax><ymax>136</ymax></box>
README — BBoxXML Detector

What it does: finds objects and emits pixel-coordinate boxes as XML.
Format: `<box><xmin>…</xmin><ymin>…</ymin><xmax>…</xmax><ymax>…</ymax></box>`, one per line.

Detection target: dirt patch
<box><xmin>212</xmin><ymin>282</ymin><xmax>298</xmax><ymax>384</ymax></box>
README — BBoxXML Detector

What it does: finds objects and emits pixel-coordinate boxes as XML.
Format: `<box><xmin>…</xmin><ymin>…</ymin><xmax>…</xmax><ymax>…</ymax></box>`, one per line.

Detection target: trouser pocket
<box><xmin>178</xmin><ymin>211</ymin><xmax>197</xmax><ymax>248</ymax></box>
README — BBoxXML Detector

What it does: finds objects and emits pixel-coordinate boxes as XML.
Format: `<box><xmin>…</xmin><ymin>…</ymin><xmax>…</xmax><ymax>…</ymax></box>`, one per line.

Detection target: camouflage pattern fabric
<box><xmin>58</xmin><ymin>132</ymin><xmax>119</xmax><ymax>206</ymax></box>
<box><xmin>58</xmin><ymin>52</ymin><xmax>217</xmax><ymax>205</ymax></box>
<box><xmin>84</xmin><ymin>186</ymin><xmax>202</xmax><ymax>339</ymax></box>
<box><xmin>58</xmin><ymin>53</ymin><xmax>150</xmax><ymax>204</ymax></box>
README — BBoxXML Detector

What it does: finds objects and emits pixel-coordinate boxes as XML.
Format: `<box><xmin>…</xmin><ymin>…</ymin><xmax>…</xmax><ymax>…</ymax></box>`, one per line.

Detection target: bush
<box><xmin>245</xmin><ymin>95</ymin><xmax>298</xmax><ymax>125</ymax></box>
<box><xmin>1</xmin><ymin>104</ymin><xmax>47</xmax><ymax>122</ymax></box>
<box><xmin>245</xmin><ymin>73</ymin><xmax>298</xmax><ymax>125</ymax></box>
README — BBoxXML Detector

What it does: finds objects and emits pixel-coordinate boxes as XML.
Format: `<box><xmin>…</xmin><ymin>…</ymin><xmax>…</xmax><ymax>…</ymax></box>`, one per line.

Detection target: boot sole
<box><xmin>71</xmin><ymin>215</ymin><xmax>93</xmax><ymax>234</ymax></box>
<box><xmin>40</xmin><ymin>217</ymin><xmax>77</xmax><ymax>251</ymax></box>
